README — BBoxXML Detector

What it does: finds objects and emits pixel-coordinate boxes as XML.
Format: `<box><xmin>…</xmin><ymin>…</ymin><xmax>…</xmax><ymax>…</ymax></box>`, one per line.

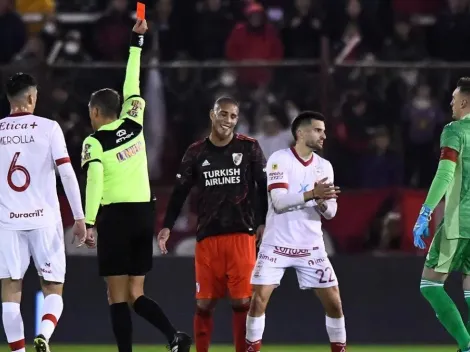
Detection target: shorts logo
<box><xmin>273</xmin><ymin>246</ymin><xmax>311</xmax><ymax>258</ymax></box>
<box><xmin>259</xmin><ymin>252</ymin><xmax>277</xmax><ymax>263</ymax></box>
<box><xmin>308</xmin><ymin>258</ymin><xmax>326</xmax><ymax>266</ymax></box>
<box><xmin>232</xmin><ymin>153</ymin><xmax>243</xmax><ymax>166</ymax></box>
<box><xmin>196</xmin><ymin>282</ymin><xmax>200</xmax><ymax>293</ymax></box>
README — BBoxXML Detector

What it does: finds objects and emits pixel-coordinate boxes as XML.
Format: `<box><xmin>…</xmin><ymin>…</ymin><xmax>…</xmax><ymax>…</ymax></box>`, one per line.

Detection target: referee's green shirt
<box><xmin>81</xmin><ymin>46</ymin><xmax>150</xmax><ymax>226</ymax></box>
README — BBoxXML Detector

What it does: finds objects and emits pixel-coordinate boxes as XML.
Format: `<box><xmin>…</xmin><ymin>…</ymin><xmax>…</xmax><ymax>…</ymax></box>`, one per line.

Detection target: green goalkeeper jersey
<box><xmin>437</xmin><ymin>116</ymin><xmax>470</xmax><ymax>239</ymax></box>
<box><xmin>81</xmin><ymin>46</ymin><xmax>151</xmax><ymax>226</ymax></box>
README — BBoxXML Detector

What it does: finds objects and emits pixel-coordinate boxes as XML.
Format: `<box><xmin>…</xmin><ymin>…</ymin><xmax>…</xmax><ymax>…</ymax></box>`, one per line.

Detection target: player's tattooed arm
<box><xmin>162</xmin><ymin>146</ymin><xmax>197</xmax><ymax>230</ymax></box>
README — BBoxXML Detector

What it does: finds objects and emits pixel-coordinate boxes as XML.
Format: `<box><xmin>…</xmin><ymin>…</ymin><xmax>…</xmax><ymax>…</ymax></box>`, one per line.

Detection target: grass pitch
<box><xmin>7</xmin><ymin>345</ymin><xmax>456</xmax><ymax>352</ymax></box>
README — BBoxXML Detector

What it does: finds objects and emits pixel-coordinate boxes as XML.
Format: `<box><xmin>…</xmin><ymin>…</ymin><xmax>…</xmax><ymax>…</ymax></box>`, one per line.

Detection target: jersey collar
<box><xmin>290</xmin><ymin>146</ymin><xmax>313</xmax><ymax>167</ymax></box>
<box><xmin>7</xmin><ymin>112</ymin><xmax>31</xmax><ymax>117</ymax></box>
<box><xmin>462</xmin><ymin>113</ymin><xmax>470</xmax><ymax>120</ymax></box>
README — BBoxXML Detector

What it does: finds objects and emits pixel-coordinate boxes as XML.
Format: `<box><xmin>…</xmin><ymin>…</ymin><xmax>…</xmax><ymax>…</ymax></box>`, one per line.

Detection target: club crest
<box><xmin>232</xmin><ymin>153</ymin><xmax>243</xmax><ymax>166</ymax></box>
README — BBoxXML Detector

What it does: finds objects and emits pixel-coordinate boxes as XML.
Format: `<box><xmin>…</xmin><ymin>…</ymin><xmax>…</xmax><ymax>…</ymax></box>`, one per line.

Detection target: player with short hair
<box><xmin>245</xmin><ymin>111</ymin><xmax>346</xmax><ymax>352</ymax></box>
<box><xmin>81</xmin><ymin>19</ymin><xmax>191</xmax><ymax>352</ymax></box>
<box><xmin>158</xmin><ymin>96</ymin><xmax>268</xmax><ymax>352</ymax></box>
<box><xmin>414</xmin><ymin>77</ymin><xmax>470</xmax><ymax>352</ymax></box>
<box><xmin>0</xmin><ymin>72</ymin><xmax>86</xmax><ymax>352</ymax></box>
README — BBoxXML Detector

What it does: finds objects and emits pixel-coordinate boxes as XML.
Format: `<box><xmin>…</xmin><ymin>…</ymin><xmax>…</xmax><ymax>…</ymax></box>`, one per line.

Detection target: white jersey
<box><xmin>262</xmin><ymin>147</ymin><xmax>336</xmax><ymax>249</ymax></box>
<box><xmin>0</xmin><ymin>113</ymin><xmax>70</xmax><ymax>230</ymax></box>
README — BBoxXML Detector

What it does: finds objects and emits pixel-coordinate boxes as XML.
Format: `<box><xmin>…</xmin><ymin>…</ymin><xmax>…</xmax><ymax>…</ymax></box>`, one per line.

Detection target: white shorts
<box><xmin>251</xmin><ymin>244</ymin><xmax>338</xmax><ymax>290</ymax></box>
<box><xmin>0</xmin><ymin>222</ymin><xmax>65</xmax><ymax>283</ymax></box>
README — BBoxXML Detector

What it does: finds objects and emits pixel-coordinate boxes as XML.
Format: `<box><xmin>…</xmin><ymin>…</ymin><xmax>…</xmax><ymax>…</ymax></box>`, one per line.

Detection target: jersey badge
<box><xmin>299</xmin><ymin>184</ymin><xmax>308</xmax><ymax>193</ymax></box>
<box><xmin>272</xmin><ymin>163</ymin><xmax>278</xmax><ymax>170</ymax></box>
<box><xmin>232</xmin><ymin>153</ymin><xmax>243</xmax><ymax>166</ymax></box>
<box><xmin>82</xmin><ymin>143</ymin><xmax>91</xmax><ymax>162</ymax></box>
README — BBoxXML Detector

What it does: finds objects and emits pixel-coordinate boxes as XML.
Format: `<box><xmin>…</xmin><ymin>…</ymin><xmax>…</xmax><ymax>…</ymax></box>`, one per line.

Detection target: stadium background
<box><xmin>0</xmin><ymin>0</ymin><xmax>468</xmax><ymax>350</ymax></box>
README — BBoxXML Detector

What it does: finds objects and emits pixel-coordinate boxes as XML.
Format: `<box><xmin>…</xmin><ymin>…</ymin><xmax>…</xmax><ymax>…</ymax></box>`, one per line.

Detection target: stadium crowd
<box><xmin>0</xmin><ymin>0</ymin><xmax>468</xmax><ymax>252</ymax></box>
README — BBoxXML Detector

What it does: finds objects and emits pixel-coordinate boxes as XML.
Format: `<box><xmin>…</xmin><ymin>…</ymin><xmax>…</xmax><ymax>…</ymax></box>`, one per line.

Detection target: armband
<box><xmin>130</xmin><ymin>32</ymin><xmax>144</xmax><ymax>48</ymax></box>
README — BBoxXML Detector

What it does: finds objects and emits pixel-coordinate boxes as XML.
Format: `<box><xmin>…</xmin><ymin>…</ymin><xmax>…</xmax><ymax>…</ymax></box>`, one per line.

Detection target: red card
<box><xmin>136</xmin><ymin>2</ymin><xmax>145</xmax><ymax>20</ymax></box>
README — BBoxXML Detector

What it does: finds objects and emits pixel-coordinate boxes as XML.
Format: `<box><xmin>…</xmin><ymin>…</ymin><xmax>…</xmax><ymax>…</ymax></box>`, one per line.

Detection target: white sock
<box><xmin>40</xmin><ymin>294</ymin><xmax>64</xmax><ymax>341</ymax></box>
<box><xmin>2</xmin><ymin>302</ymin><xmax>26</xmax><ymax>352</ymax></box>
<box><xmin>246</xmin><ymin>314</ymin><xmax>265</xmax><ymax>343</ymax></box>
<box><xmin>325</xmin><ymin>316</ymin><xmax>346</xmax><ymax>344</ymax></box>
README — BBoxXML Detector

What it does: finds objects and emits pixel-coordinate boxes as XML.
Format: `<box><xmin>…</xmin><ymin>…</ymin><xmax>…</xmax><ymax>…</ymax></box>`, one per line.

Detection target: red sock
<box><xmin>246</xmin><ymin>339</ymin><xmax>262</xmax><ymax>352</ymax></box>
<box><xmin>331</xmin><ymin>342</ymin><xmax>347</xmax><ymax>352</ymax></box>
<box><xmin>194</xmin><ymin>308</ymin><xmax>213</xmax><ymax>352</ymax></box>
<box><xmin>232</xmin><ymin>305</ymin><xmax>249</xmax><ymax>352</ymax></box>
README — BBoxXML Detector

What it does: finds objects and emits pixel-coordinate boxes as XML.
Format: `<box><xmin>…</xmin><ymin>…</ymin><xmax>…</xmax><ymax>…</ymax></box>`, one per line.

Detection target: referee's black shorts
<box><xmin>96</xmin><ymin>200</ymin><xmax>155</xmax><ymax>277</ymax></box>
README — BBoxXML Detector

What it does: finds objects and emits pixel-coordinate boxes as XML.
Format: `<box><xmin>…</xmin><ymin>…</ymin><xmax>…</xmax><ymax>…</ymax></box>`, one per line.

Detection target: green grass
<box><xmin>4</xmin><ymin>345</ymin><xmax>456</xmax><ymax>352</ymax></box>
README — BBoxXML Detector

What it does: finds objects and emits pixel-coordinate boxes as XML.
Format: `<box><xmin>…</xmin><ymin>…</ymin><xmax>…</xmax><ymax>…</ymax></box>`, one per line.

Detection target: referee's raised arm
<box><xmin>123</xmin><ymin>19</ymin><xmax>147</xmax><ymax>100</ymax></box>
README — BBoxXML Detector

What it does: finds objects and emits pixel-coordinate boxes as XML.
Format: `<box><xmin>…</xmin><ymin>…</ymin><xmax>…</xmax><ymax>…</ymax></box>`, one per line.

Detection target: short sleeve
<box><xmin>81</xmin><ymin>136</ymin><xmax>103</xmax><ymax>169</ymax></box>
<box><xmin>267</xmin><ymin>152</ymin><xmax>290</xmax><ymax>191</ymax></box>
<box><xmin>120</xmin><ymin>96</ymin><xmax>146</xmax><ymax>126</ymax></box>
<box><xmin>50</xmin><ymin>122</ymin><xmax>70</xmax><ymax>166</ymax></box>
<box><xmin>440</xmin><ymin>123</ymin><xmax>461</xmax><ymax>153</ymax></box>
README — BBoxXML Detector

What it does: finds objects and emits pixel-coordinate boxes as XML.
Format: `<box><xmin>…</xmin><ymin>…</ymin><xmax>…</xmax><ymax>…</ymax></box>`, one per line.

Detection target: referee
<box><xmin>81</xmin><ymin>19</ymin><xmax>191</xmax><ymax>352</ymax></box>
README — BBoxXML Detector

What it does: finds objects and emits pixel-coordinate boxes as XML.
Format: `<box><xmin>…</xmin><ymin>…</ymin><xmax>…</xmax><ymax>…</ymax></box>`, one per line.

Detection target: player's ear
<box><xmin>209</xmin><ymin>109</ymin><xmax>216</xmax><ymax>121</ymax></box>
<box><xmin>462</xmin><ymin>98</ymin><xmax>468</xmax><ymax>109</ymax></box>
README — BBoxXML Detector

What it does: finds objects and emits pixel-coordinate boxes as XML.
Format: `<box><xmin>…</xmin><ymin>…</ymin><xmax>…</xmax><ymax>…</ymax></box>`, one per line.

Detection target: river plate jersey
<box><xmin>439</xmin><ymin>118</ymin><xmax>470</xmax><ymax>239</ymax></box>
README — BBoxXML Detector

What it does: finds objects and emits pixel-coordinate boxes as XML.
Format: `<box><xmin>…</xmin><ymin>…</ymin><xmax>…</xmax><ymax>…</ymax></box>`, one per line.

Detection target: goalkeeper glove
<box><xmin>413</xmin><ymin>205</ymin><xmax>431</xmax><ymax>249</ymax></box>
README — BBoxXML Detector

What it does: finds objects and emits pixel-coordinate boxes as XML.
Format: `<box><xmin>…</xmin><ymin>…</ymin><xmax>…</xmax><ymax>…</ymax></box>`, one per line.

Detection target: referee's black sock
<box><xmin>133</xmin><ymin>295</ymin><xmax>177</xmax><ymax>343</ymax></box>
<box><xmin>110</xmin><ymin>302</ymin><xmax>133</xmax><ymax>352</ymax></box>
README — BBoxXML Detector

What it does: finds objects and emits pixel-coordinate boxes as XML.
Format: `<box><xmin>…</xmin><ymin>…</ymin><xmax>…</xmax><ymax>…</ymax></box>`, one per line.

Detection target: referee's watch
<box><xmin>85</xmin><ymin>223</ymin><xmax>94</xmax><ymax>229</ymax></box>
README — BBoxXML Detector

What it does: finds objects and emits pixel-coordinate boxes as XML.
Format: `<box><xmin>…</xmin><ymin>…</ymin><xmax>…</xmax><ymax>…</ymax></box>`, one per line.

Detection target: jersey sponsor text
<box><xmin>203</xmin><ymin>168</ymin><xmax>240</xmax><ymax>186</ymax></box>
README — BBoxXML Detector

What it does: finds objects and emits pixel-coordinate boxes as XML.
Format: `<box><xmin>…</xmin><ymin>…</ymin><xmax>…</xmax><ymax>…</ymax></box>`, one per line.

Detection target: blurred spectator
<box><xmin>57</xmin><ymin>30</ymin><xmax>91</xmax><ymax>63</ymax></box>
<box><xmin>225</xmin><ymin>2</ymin><xmax>283</xmax><ymax>87</ymax></box>
<box><xmin>329</xmin><ymin>0</ymin><xmax>382</xmax><ymax>61</ymax></box>
<box><xmin>15</xmin><ymin>0</ymin><xmax>55</xmax><ymax>33</ymax></box>
<box><xmin>164</xmin><ymin>52</ymin><xmax>206</xmax><ymax>156</ymax></box>
<box><xmin>148</xmin><ymin>0</ymin><xmax>185</xmax><ymax>61</ymax></box>
<box><xmin>392</xmin><ymin>0</ymin><xmax>443</xmax><ymax>15</ymax></box>
<box><xmin>335</xmin><ymin>93</ymin><xmax>384</xmax><ymax>187</ymax></box>
<box><xmin>430</xmin><ymin>0</ymin><xmax>470</xmax><ymax>61</ymax></box>
<box><xmin>402</xmin><ymin>83</ymin><xmax>445</xmax><ymax>188</ymax></box>
<box><xmin>255</xmin><ymin>114</ymin><xmax>292</xmax><ymax>158</ymax></box>
<box><xmin>382</xmin><ymin>15</ymin><xmax>427</xmax><ymax>61</ymax></box>
<box><xmin>0</xmin><ymin>0</ymin><xmax>27</xmax><ymax>64</ymax></box>
<box><xmin>359</xmin><ymin>127</ymin><xmax>402</xmax><ymax>189</ymax></box>
<box><xmin>282</xmin><ymin>0</ymin><xmax>324</xmax><ymax>58</ymax></box>
<box><xmin>13</xmin><ymin>35</ymin><xmax>46</xmax><ymax>65</ymax></box>
<box><xmin>92</xmin><ymin>0</ymin><xmax>133</xmax><ymax>61</ymax></box>
<box><xmin>194</xmin><ymin>0</ymin><xmax>233</xmax><ymax>60</ymax></box>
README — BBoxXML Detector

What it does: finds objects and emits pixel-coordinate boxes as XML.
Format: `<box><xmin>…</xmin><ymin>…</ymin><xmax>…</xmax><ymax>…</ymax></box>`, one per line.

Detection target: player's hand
<box><xmin>133</xmin><ymin>19</ymin><xmax>148</xmax><ymax>35</ymax></box>
<box><xmin>313</xmin><ymin>177</ymin><xmax>340</xmax><ymax>199</ymax></box>
<box><xmin>85</xmin><ymin>228</ymin><xmax>97</xmax><ymax>249</ymax></box>
<box><xmin>256</xmin><ymin>225</ymin><xmax>265</xmax><ymax>248</ymax></box>
<box><xmin>413</xmin><ymin>205</ymin><xmax>432</xmax><ymax>249</ymax></box>
<box><xmin>157</xmin><ymin>228</ymin><xmax>171</xmax><ymax>254</ymax></box>
<box><xmin>72</xmin><ymin>219</ymin><xmax>87</xmax><ymax>247</ymax></box>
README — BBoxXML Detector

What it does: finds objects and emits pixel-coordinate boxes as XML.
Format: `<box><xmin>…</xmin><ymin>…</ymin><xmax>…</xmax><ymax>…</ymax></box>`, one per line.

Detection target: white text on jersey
<box><xmin>203</xmin><ymin>168</ymin><xmax>240</xmax><ymax>186</ymax></box>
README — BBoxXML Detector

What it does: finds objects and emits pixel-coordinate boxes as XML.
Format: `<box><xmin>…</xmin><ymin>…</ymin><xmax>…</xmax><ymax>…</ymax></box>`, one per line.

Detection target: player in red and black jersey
<box><xmin>158</xmin><ymin>96</ymin><xmax>267</xmax><ymax>352</ymax></box>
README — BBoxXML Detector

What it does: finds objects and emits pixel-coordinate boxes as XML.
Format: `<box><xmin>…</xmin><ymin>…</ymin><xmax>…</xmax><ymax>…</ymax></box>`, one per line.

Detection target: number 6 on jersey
<box><xmin>7</xmin><ymin>152</ymin><xmax>31</xmax><ymax>192</ymax></box>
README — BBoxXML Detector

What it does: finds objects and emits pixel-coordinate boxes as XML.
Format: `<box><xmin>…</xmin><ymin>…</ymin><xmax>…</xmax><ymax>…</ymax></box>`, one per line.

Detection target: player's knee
<box><xmin>230</xmin><ymin>298</ymin><xmax>250</xmax><ymax>312</ymax></box>
<box><xmin>324</xmin><ymin>300</ymin><xmax>343</xmax><ymax>318</ymax></box>
<box><xmin>40</xmin><ymin>279</ymin><xmax>63</xmax><ymax>296</ymax></box>
<box><xmin>128</xmin><ymin>285</ymin><xmax>144</xmax><ymax>304</ymax></box>
<box><xmin>196</xmin><ymin>299</ymin><xmax>217</xmax><ymax>315</ymax></box>
<box><xmin>1</xmin><ymin>279</ymin><xmax>22</xmax><ymax>303</ymax></box>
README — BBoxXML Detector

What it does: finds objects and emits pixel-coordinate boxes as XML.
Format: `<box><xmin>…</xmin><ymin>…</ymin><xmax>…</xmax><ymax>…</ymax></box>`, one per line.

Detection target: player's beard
<box><xmin>306</xmin><ymin>140</ymin><xmax>323</xmax><ymax>152</ymax></box>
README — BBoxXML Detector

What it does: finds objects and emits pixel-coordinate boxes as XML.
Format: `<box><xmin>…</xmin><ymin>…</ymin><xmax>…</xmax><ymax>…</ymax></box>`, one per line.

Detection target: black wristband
<box><xmin>130</xmin><ymin>32</ymin><xmax>144</xmax><ymax>48</ymax></box>
<box><xmin>86</xmin><ymin>223</ymin><xmax>94</xmax><ymax>229</ymax></box>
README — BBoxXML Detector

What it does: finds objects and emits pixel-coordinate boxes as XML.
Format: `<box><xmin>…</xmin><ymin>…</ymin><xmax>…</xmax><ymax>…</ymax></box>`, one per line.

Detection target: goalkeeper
<box><xmin>413</xmin><ymin>77</ymin><xmax>470</xmax><ymax>352</ymax></box>
<box><xmin>81</xmin><ymin>19</ymin><xmax>191</xmax><ymax>352</ymax></box>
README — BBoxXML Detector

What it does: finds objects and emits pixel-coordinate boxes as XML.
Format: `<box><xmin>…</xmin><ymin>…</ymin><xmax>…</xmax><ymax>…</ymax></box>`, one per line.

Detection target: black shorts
<box><xmin>96</xmin><ymin>201</ymin><xmax>155</xmax><ymax>277</ymax></box>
